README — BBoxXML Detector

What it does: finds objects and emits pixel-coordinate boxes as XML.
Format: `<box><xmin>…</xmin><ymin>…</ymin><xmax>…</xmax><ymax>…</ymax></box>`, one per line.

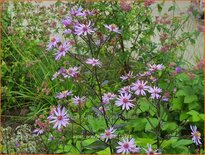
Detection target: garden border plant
<box><xmin>1</xmin><ymin>0</ymin><xmax>204</xmax><ymax>154</ymax></box>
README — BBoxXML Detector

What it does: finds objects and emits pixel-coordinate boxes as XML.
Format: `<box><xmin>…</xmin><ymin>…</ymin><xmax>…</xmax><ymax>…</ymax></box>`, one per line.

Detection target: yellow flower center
<box><xmin>194</xmin><ymin>131</ymin><xmax>201</xmax><ymax>138</ymax></box>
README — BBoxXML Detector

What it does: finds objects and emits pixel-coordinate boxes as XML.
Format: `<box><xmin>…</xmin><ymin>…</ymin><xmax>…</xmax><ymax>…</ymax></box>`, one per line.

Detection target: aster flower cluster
<box><xmin>47</xmin><ymin>37</ymin><xmax>72</xmax><ymax>60</ymax></box>
<box><xmin>52</xmin><ymin>66</ymin><xmax>80</xmax><ymax>80</ymax></box>
<box><xmin>36</xmin><ymin>3</ymin><xmax>204</xmax><ymax>154</ymax></box>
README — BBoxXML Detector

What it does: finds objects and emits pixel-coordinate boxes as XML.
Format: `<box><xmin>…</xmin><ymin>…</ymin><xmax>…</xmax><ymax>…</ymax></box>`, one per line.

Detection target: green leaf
<box><xmin>175</xmin><ymin>90</ymin><xmax>187</xmax><ymax>97</ymax></box>
<box><xmin>87</xmin><ymin>117</ymin><xmax>106</xmax><ymax>132</ymax></box>
<box><xmin>184</xmin><ymin>95</ymin><xmax>198</xmax><ymax>103</ymax></box>
<box><xmin>126</xmin><ymin>118</ymin><xmax>147</xmax><ymax>131</ymax></box>
<box><xmin>145</xmin><ymin>118</ymin><xmax>159</xmax><ymax>131</ymax></box>
<box><xmin>180</xmin><ymin>113</ymin><xmax>189</xmax><ymax>121</ymax></box>
<box><xmin>136</xmin><ymin>138</ymin><xmax>156</xmax><ymax>146</ymax></box>
<box><xmin>97</xmin><ymin>147</ymin><xmax>111</xmax><ymax>154</ymax></box>
<box><xmin>85</xmin><ymin>140</ymin><xmax>108</xmax><ymax>151</ymax></box>
<box><xmin>171</xmin><ymin>97</ymin><xmax>182</xmax><ymax>110</ymax></box>
<box><xmin>172</xmin><ymin>139</ymin><xmax>193</xmax><ymax>148</ymax></box>
<box><xmin>162</xmin><ymin>122</ymin><xmax>177</xmax><ymax>131</ymax></box>
<box><xmin>139</xmin><ymin>98</ymin><xmax>150</xmax><ymax>112</ymax></box>
<box><xmin>187</xmin><ymin>110</ymin><xmax>201</xmax><ymax>122</ymax></box>
<box><xmin>161</xmin><ymin>138</ymin><xmax>178</xmax><ymax>148</ymax></box>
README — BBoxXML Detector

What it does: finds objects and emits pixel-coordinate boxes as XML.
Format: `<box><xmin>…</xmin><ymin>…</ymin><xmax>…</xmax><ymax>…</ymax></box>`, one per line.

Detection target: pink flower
<box><xmin>116</xmin><ymin>138</ymin><xmax>140</xmax><ymax>154</ymax></box>
<box><xmin>56</xmin><ymin>90</ymin><xmax>73</xmax><ymax>99</ymax></box>
<box><xmin>55</xmin><ymin>42</ymin><xmax>71</xmax><ymax>60</ymax></box>
<box><xmin>100</xmin><ymin>127</ymin><xmax>116</xmax><ymax>142</ymax></box>
<box><xmin>74</xmin><ymin>21</ymin><xmax>94</xmax><ymax>36</ymax></box>
<box><xmin>47</xmin><ymin>36</ymin><xmax>61</xmax><ymax>50</ymax></box>
<box><xmin>102</xmin><ymin>92</ymin><xmax>116</xmax><ymax>104</ymax></box>
<box><xmin>118</xmin><ymin>86</ymin><xmax>131</xmax><ymax>94</ymax></box>
<box><xmin>149</xmin><ymin>64</ymin><xmax>164</xmax><ymax>72</ymax></box>
<box><xmin>86</xmin><ymin>58</ymin><xmax>102</xmax><ymax>67</ymax></box>
<box><xmin>72</xmin><ymin>96</ymin><xmax>86</xmax><ymax>106</ymax></box>
<box><xmin>115</xmin><ymin>93</ymin><xmax>134</xmax><ymax>110</ymax></box>
<box><xmin>104</xmin><ymin>24</ymin><xmax>121</xmax><ymax>34</ymax></box>
<box><xmin>144</xmin><ymin>0</ymin><xmax>156</xmax><ymax>7</ymax></box>
<box><xmin>120</xmin><ymin>71</ymin><xmax>135</xmax><ymax>81</ymax></box>
<box><xmin>148</xmin><ymin>86</ymin><xmax>162</xmax><ymax>99</ymax></box>
<box><xmin>190</xmin><ymin>125</ymin><xmax>202</xmax><ymax>145</ymax></box>
<box><xmin>62</xmin><ymin>16</ymin><xmax>72</xmax><ymax>27</ymax></box>
<box><xmin>143</xmin><ymin>144</ymin><xmax>160</xmax><ymax>154</ymax></box>
<box><xmin>131</xmin><ymin>80</ymin><xmax>149</xmax><ymax>96</ymax></box>
<box><xmin>48</xmin><ymin>105</ymin><xmax>69</xmax><ymax>130</ymax></box>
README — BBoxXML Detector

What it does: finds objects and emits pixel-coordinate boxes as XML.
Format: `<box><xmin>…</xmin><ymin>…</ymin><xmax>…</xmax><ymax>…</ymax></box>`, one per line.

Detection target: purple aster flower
<box><xmin>15</xmin><ymin>142</ymin><xmax>20</xmax><ymax>148</ymax></box>
<box><xmin>115</xmin><ymin>93</ymin><xmax>134</xmax><ymax>110</ymax></box>
<box><xmin>162</xmin><ymin>92</ymin><xmax>170</xmax><ymax>102</ymax></box>
<box><xmin>102</xmin><ymin>92</ymin><xmax>116</xmax><ymax>104</ymax></box>
<box><xmin>149</xmin><ymin>64</ymin><xmax>164</xmax><ymax>72</ymax></box>
<box><xmin>56</xmin><ymin>90</ymin><xmax>73</xmax><ymax>99</ymax></box>
<box><xmin>74</xmin><ymin>21</ymin><xmax>94</xmax><ymax>36</ymax></box>
<box><xmin>138</xmin><ymin>71</ymin><xmax>152</xmax><ymax>77</ymax></box>
<box><xmin>65</xmin><ymin>67</ymin><xmax>80</xmax><ymax>78</ymax></box>
<box><xmin>190</xmin><ymin>125</ymin><xmax>202</xmax><ymax>145</ymax></box>
<box><xmin>105</xmin><ymin>24</ymin><xmax>121</xmax><ymax>34</ymax></box>
<box><xmin>49</xmin><ymin>135</ymin><xmax>54</xmax><ymax>141</ymax></box>
<box><xmin>116</xmin><ymin>138</ymin><xmax>140</xmax><ymax>154</ymax></box>
<box><xmin>131</xmin><ymin>80</ymin><xmax>149</xmax><ymax>96</ymax></box>
<box><xmin>97</xmin><ymin>106</ymin><xmax>109</xmax><ymax>115</ymax></box>
<box><xmin>83</xmin><ymin>10</ymin><xmax>94</xmax><ymax>16</ymax></box>
<box><xmin>148</xmin><ymin>86</ymin><xmax>162</xmax><ymax>99</ymax></box>
<box><xmin>55</xmin><ymin>42</ymin><xmax>71</xmax><ymax>60</ymax></box>
<box><xmin>120</xmin><ymin>71</ymin><xmax>135</xmax><ymax>81</ymax></box>
<box><xmin>47</xmin><ymin>36</ymin><xmax>61</xmax><ymax>50</ymax></box>
<box><xmin>47</xmin><ymin>105</ymin><xmax>69</xmax><ymax>130</ymax></box>
<box><xmin>175</xmin><ymin>67</ymin><xmax>182</xmax><ymax>74</ymax></box>
<box><xmin>70</xmin><ymin>6</ymin><xmax>84</xmax><ymax>16</ymax></box>
<box><xmin>33</xmin><ymin>128</ymin><xmax>44</xmax><ymax>136</ymax></box>
<box><xmin>72</xmin><ymin>96</ymin><xmax>86</xmax><ymax>106</ymax></box>
<box><xmin>51</xmin><ymin>67</ymin><xmax>67</xmax><ymax>80</ymax></box>
<box><xmin>64</xmin><ymin>29</ymin><xmax>72</xmax><ymax>35</ymax></box>
<box><xmin>100</xmin><ymin>127</ymin><xmax>116</xmax><ymax>142</ymax></box>
<box><xmin>62</xmin><ymin>16</ymin><xmax>72</xmax><ymax>27</ymax></box>
<box><xmin>118</xmin><ymin>86</ymin><xmax>131</xmax><ymax>94</ymax></box>
<box><xmin>85</xmin><ymin>58</ymin><xmax>102</xmax><ymax>67</ymax></box>
<box><xmin>143</xmin><ymin>144</ymin><xmax>161</xmax><ymax>155</ymax></box>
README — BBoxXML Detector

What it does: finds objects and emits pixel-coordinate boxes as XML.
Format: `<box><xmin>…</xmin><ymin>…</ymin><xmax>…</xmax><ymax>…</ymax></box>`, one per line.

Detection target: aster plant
<box><xmin>2</xmin><ymin>0</ymin><xmax>204</xmax><ymax>154</ymax></box>
<box><xmin>32</xmin><ymin>0</ymin><xmax>204</xmax><ymax>154</ymax></box>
